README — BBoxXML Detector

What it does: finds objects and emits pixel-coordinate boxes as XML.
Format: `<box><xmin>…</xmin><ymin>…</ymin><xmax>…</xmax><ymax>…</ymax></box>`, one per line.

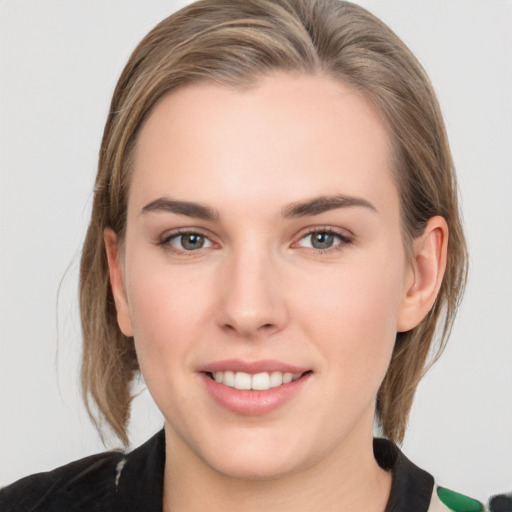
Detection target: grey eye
<box><xmin>170</xmin><ymin>233</ymin><xmax>211</xmax><ymax>251</ymax></box>
<box><xmin>309</xmin><ymin>232</ymin><xmax>335</xmax><ymax>249</ymax></box>
<box><xmin>297</xmin><ymin>230</ymin><xmax>350</xmax><ymax>251</ymax></box>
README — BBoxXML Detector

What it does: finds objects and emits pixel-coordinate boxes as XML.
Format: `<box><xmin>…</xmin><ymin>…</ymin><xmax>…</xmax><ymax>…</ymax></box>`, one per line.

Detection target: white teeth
<box><xmin>234</xmin><ymin>372</ymin><xmax>252</xmax><ymax>390</ymax></box>
<box><xmin>269</xmin><ymin>371</ymin><xmax>283</xmax><ymax>388</ymax></box>
<box><xmin>211</xmin><ymin>370</ymin><xmax>303</xmax><ymax>390</ymax></box>
<box><xmin>224</xmin><ymin>371</ymin><xmax>235</xmax><ymax>387</ymax></box>
<box><xmin>252</xmin><ymin>372</ymin><xmax>270</xmax><ymax>390</ymax></box>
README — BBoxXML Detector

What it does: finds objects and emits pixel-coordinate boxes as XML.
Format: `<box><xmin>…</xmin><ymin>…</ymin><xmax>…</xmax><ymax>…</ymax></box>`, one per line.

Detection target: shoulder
<box><xmin>373</xmin><ymin>438</ymin><xmax>486</xmax><ymax>512</ymax></box>
<box><xmin>0</xmin><ymin>449</ymin><xmax>125</xmax><ymax>512</ymax></box>
<box><xmin>0</xmin><ymin>429</ymin><xmax>166</xmax><ymax>512</ymax></box>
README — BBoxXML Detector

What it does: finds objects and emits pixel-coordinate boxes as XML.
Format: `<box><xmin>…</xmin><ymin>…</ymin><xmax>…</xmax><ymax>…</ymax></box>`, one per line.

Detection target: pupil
<box><xmin>182</xmin><ymin>234</ymin><xmax>204</xmax><ymax>250</ymax></box>
<box><xmin>312</xmin><ymin>232</ymin><xmax>333</xmax><ymax>249</ymax></box>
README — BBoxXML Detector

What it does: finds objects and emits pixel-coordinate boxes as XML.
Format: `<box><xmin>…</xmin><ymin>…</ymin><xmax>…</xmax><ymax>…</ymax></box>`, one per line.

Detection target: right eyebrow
<box><xmin>140</xmin><ymin>197</ymin><xmax>219</xmax><ymax>220</ymax></box>
<box><xmin>281</xmin><ymin>194</ymin><xmax>377</xmax><ymax>218</ymax></box>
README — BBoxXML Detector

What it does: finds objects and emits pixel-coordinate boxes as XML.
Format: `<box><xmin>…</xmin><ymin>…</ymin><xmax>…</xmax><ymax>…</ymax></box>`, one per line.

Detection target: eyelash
<box><xmin>294</xmin><ymin>227</ymin><xmax>353</xmax><ymax>253</ymax></box>
<box><xmin>157</xmin><ymin>229</ymin><xmax>215</xmax><ymax>256</ymax></box>
<box><xmin>157</xmin><ymin>227</ymin><xmax>353</xmax><ymax>255</ymax></box>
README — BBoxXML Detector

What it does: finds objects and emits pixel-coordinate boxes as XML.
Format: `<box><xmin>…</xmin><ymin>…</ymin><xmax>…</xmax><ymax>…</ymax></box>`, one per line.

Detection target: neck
<box><xmin>162</xmin><ymin>421</ymin><xmax>391</xmax><ymax>512</ymax></box>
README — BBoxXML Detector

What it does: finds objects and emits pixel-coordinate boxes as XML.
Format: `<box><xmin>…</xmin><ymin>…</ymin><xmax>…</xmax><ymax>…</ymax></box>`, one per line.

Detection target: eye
<box><xmin>166</xmin><ymin>232</ymin><xmax>213</xmax><ymax>251</ymax></box>
<box><xmin>297</xmin><ymin>230</ymin><xmax>351</xmax><ymax>251</ymax></box>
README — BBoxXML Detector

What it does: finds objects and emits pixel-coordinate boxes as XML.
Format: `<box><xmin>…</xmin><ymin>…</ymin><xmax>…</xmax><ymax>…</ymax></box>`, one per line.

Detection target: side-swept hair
<box><xmin>80</xmin><ymin>0</ymin><xmax>467</xmax><ymax>445</ymax></box>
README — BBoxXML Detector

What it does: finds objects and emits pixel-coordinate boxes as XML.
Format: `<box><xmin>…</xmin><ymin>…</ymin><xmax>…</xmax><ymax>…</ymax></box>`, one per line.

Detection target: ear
<box><xmin>104</xmin><ymin>228</ymin><xmax>133</xmax><ymax>337</ymax></box>
<box><xmin>397</xmin><ymin>216</ymin><xmax>448</xmax><ymax>332</ymax></box>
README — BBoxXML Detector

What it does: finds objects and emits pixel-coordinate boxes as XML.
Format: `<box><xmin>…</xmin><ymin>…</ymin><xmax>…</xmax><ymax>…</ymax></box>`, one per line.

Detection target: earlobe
<box><xmin>397</xmin><ymin>216</ymin><xmax>448</xmax><ymax>332</ymax></box>
<box><xmin>104</xmin><ymin>228</ymin><xmax>133</xmax><ymax>337</ymax></box>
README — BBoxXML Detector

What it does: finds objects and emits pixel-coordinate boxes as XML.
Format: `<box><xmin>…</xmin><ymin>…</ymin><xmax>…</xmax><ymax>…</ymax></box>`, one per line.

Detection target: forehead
<box><xmin>129</xmin><ymin>73</ymin><xmax>396</xmax><ymax>216</ymax></box>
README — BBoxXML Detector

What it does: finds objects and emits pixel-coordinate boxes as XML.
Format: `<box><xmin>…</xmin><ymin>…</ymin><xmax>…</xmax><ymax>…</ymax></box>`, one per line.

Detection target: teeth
<box><xmin>211</xmin><ymin>370</ymin><xmax>303</xmax><ymax>390</ymax></box>
<box><xmin>269</xmin><ymin>371</ymin><xmax>283</xmax><ymax>388</ymax></box>
<box><xmin>234</xmin><ymin>371</ymin><xmax>252</xmax><ymax>390</ymax></box>
<box><xmin>224</xmin><ymin>371</ymin><xmax>235</xmax><ymax>387</ymax></box>
<box><xmin>252</xmin><ymin>372</ymin><xmax>270</xmax><ymax>390</ymax></box>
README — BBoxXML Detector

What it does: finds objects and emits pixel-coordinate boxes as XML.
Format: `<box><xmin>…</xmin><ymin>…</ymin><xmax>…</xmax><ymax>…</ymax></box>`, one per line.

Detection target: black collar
<box><xmin>374</xmin><ymin>438</ymin><xmax>434</xmax><ymax>512</ymax></box>
<box><xmin>116</xmin><ymin>431</ymin><xmax>434</xmax><ymax>512</ymax></box>
<box><xmin>0</xmin><ymin>429</ymin><xmax>434</xmax><ymax>511</ymax></box>
<box><xmin>115</xmin><ymin>429</ymin><xmax>166</xmax><ymax>511</ymax></box>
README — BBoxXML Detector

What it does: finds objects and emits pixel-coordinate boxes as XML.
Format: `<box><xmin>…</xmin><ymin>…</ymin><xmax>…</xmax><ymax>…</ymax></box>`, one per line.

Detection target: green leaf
<box><xmin>437</xmin><ymin>487</ymin><xmax>484</xmax><ymax>512</ymax></box>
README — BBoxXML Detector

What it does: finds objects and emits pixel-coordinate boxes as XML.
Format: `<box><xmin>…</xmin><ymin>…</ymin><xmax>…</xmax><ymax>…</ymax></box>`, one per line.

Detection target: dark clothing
<box><xmin>0</xmin><ymin>430</ymin><xmax>438</xmax><ymax>511</ymax></box>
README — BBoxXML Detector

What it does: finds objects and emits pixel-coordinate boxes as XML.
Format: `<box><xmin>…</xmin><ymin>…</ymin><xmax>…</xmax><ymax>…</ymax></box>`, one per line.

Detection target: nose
<box><xmin>216</xmin><ymin>246</ymin><xmax>289</xmax><ymax>338</ymax></box>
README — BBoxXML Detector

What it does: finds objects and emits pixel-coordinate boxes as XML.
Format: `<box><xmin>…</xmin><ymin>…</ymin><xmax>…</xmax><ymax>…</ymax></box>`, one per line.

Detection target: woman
<box><xmin>0</xmin><ymin>0</ymin><xmax>487</xmax><ymax>510</ymax></box>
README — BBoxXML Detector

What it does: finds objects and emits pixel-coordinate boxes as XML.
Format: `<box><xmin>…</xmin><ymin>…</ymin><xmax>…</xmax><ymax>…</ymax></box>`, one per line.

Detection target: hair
<box><xmin>80</xmin><ymin>0</ymin><xmax>467</xmax><ymax>446</ymax></box>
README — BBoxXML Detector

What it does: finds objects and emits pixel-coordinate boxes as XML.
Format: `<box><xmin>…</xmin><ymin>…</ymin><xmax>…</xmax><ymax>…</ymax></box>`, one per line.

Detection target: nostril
<box><xmin>222</xmin><ymin>322</ymin><xmax>277</xmax><ymax>335</ymax></box>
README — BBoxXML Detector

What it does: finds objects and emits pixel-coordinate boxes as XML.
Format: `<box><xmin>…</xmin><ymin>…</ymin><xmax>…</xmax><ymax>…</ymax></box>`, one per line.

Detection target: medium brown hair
<box><xmin>80</xmin><ymin>0</ymin><xmax>467</xmax><ymax>445</ymax></box>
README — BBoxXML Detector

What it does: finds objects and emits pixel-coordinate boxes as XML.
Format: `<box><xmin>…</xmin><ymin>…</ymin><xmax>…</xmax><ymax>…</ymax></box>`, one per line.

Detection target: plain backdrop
<box><xmin>1</xmin><ymin>0</ymin><xmax>511</xmax><ymax>502</ymax></box>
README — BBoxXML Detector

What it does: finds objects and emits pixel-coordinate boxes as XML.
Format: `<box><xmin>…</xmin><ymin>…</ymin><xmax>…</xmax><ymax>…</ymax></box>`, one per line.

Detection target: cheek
<box><xmin>295</xmin><ymin>252</ymin><xmax>405</xmax><ymax>382</ymax></box>
<box><xmin>124</xmin><ymin>253</ymin><xmax>215</xmax><ymax>378</ymax></box>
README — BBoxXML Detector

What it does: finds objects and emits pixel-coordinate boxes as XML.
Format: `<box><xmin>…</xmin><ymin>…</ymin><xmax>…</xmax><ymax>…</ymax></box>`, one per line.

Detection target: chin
<box><xmin>195</xmin><ymin>428</ymin><xmax>319</xmax><ymax>482</ymax></box>
<box><xmin>207</xmin><ymin>452</ymin><xmax>304</xmax><ymax>482</ymax></box>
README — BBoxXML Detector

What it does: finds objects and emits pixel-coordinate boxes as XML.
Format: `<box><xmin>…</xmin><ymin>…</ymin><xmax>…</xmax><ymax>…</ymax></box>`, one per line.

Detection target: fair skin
<box><xmin>105</xmin><ymin>74</ymin><xmax>447</xmax><ymax>512</ymax></box>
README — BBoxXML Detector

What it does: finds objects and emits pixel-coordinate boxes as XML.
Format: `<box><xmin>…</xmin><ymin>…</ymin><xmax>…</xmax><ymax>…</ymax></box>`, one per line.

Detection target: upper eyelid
<box><xmin>294</xmin><ymin>225</ymin><xmax>354</xmax><ymax>241</ymax></box>
<box><xmin>160</xmin><ymin>226</ymin><xmax>215</xmax><ymax>242</ymax></box>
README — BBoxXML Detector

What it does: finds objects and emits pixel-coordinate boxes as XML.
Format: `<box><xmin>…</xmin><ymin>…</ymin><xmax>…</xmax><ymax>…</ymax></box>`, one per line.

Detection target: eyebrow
<box><xmin>141</xmin><ymin>198</ymin><xmax>219</xmax><ymax>220</ymax></box>
<box><xmin>140</xmin><ymin>194</ymin><xmax>377</xmax><ymax>220</ymax></box>
<box><xmin>281</xmin><ymin>194</ymin><xmax>377</xmax><ymax>218</ymax></box>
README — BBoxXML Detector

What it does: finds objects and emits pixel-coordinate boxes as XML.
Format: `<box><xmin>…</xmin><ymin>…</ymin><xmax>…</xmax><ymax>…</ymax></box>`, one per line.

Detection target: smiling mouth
<box><xmin>206</xmin><ymin>370</ymin><xmax>311</xmax><ymax>391</ymax></box>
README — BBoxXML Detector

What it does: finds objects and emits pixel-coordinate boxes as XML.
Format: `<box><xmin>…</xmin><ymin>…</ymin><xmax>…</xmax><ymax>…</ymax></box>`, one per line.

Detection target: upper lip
<box><xmin>200</xmin><ymin>359</ymin><xmax>309</xmax><ymax>374</ymax></box>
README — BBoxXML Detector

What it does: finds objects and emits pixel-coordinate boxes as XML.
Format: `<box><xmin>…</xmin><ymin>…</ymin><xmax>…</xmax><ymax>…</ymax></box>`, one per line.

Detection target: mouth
<box><xmin>200</xmin><ymin>362</ymin><xmax>312</xmax><ymax>415</ymax></box>
<box><xmin>205</xmin><ymin>370</ymin><xmax>311</xmax><ymax>391</ymax></box>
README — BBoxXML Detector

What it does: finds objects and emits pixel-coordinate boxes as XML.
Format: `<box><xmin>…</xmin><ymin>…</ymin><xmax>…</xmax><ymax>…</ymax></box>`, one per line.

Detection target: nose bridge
<box><xmin>217</xmin><ymin>239</ymin><xmax>286</xmax><ymax>336</ymax></box>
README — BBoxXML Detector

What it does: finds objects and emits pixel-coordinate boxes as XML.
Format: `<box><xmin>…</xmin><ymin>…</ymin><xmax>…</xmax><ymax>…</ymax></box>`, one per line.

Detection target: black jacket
<box><xmin>0</xmin><ymin>430</ymin><xmax>435</xmax><ymax>512</ymax></box>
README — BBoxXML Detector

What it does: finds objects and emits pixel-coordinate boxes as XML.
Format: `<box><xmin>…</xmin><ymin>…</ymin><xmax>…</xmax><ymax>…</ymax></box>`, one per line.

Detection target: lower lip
<box><xmin>200</xmin><ymin>372</ymin><xmax>311</xmax><ymax>416</ymax></box>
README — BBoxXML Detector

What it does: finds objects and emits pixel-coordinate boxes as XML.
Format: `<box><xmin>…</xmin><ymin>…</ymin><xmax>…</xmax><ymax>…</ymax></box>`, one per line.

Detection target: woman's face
<box><xmin>111</xmin><ymin>74</ymin><xmax>417</xmax><ymax>479</ymax></box>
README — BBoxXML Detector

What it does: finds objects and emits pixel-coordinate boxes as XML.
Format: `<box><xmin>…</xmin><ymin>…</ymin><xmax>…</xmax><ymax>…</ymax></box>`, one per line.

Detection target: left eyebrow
<box><xmin>141</xmin><ymin>197</ymin><xmax>219</xmax><ymax>220</ymax></box>
<box><xmin>281</xmin><ymin>194</ymin><xmax>377</xmax><ymax>218</ymax></box>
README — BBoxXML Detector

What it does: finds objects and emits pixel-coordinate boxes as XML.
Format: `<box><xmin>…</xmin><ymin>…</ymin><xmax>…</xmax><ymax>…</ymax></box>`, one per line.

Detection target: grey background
<box><xmin>1</xmin><ymin>0</ymin><xmax>511</xmax><ymax>502</ymax></box>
